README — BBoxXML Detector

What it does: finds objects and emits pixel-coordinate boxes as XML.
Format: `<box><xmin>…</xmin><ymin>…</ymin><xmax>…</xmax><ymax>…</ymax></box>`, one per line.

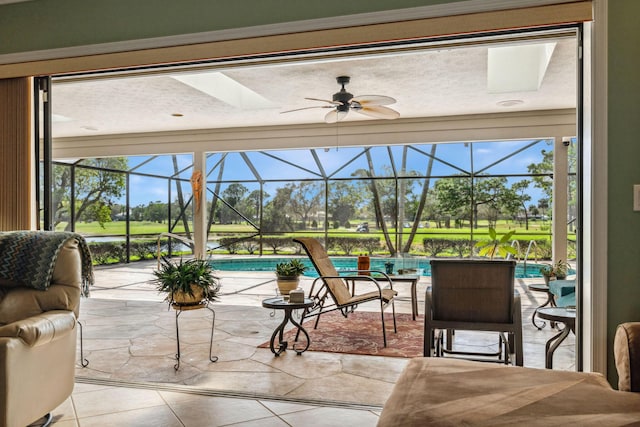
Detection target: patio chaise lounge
<box><xmin>293</xmin><ymin>237</ymin><xmax>397</xmax><ymax>347</ymax></box>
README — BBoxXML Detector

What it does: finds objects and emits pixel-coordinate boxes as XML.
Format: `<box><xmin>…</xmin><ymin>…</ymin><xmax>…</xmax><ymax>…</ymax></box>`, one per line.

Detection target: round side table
<box><xmin>537</xmin><ymin>307</ymin><xmax>575</xmax><ymax>369</ymax></box>
<box><xmin>262</xmin><ymin>297</ymin><xmax>313</xmax><ymax>356</ymax></box>
<box><xmin>528</xmin><ymin>283</ymin><xmax>556</xmax><ymax>329</ymax></box>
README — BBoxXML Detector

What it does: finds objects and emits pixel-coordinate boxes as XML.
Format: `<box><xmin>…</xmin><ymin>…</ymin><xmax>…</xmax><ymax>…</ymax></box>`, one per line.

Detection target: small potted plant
<box><xmin>275</xmin><ymin>259</ymin><xmax>307</xmax><ymax>296</ymax></box>
<box><xmin>153</xmin><ymin>257</ymin><xmax>221</xmax><ymax>306</ymax></box>
<box><xmin>540</xmin><ymin>259</ymin><xmax>570</xmax><ymax>285</ymax></box>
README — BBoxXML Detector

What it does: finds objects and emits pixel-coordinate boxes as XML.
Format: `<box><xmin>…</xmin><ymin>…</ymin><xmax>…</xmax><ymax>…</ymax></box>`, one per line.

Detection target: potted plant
<box><xmin>153</xmin><ymin>257</ymin><xmax>221</xmax><ymax>306</ymax></box>
<box><xmin>539</xmin><ymin>259</ymin><xmax>570</xmax><ymax>285</ymax></box>
<box><xmin>275</xmin><ymin>259</ymin><xmax>306</xmax><ymax>296</ymax></box>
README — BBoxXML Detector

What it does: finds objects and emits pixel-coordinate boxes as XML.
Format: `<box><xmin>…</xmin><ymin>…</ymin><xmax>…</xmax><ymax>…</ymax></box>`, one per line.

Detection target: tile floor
<box><xmin>40</xmin><ymin>259</ymin><xmax>575</xmax><ymax>426</ymax></box>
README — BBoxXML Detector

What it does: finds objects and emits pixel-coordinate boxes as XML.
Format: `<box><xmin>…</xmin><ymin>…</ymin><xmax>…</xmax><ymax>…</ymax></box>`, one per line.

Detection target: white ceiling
<box><xmin>51</xmin><ymin>35</ymin><xmax>577</xmax><ymax>139</ymax></box>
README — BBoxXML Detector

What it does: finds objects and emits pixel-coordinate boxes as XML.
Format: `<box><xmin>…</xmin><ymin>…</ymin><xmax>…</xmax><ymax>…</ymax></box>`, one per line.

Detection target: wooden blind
<box><xmin>0</xmin><ymin>77</ymin><xmax>32</xmax><ymax>231</ymax></box>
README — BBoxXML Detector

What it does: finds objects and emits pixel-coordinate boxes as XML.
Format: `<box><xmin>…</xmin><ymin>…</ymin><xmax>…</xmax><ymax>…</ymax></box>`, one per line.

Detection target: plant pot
<box><xmin>543</xmin><ymin>274</ymin><xmax>555</xmax><ymax>286</ymax></box>
<box><xmin>172</xmin><ymin>284</ymin><xmax>205</xmax><ymax>305</ymax></box>
<box><xmin>276</xmin><ymin>276</ymin><xmax>299</xmax><ymax>295</ymax></box>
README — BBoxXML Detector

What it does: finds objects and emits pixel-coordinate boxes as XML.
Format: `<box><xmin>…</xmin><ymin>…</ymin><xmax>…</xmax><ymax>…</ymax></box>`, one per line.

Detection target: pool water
<box><xmin>210</xmin><ymin>257</ymin><xmax>553</xmax><ymax>278</ymax></box>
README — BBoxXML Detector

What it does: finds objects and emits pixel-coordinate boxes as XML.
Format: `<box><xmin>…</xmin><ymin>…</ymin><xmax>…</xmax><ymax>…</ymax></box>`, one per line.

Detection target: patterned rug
<box><xmin>259</xmin><ymin>311</ymin><xmax>424</xmax><ymax>358</ymax></box>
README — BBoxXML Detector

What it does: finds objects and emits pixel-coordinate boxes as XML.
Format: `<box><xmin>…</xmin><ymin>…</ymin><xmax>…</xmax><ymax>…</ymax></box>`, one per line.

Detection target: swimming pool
<box><xmin>209</xmin><ymin>257</ymin><xmax>556</xmax><ymax>278</ymax></box>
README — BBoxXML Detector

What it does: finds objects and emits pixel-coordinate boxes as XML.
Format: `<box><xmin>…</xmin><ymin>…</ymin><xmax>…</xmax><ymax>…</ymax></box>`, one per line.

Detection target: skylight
<box><xmin>487</xmin><ymin>42</ymin><xmax>557</xmax><ymax>93</ymax></box>
<box><xmin>171</xmin><ymin>72</ymin><xmax>276</xmax><ymax>110</ymax></box>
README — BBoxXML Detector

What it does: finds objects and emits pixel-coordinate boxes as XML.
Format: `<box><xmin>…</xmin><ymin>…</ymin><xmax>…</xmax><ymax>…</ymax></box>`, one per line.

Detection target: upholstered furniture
<box><xmin>293</xmin><ymin>237</ymin><xmax>397</xmax><ymax>347</ymax></box>
<box><xmin>614</xmin><ymin>322</ymin><xmax>640</xmax><ymax>392</ymax></box>
<box><xmin>378</xmin><ymin>357</ymin><xmax>640</xmax><ymax>426</ymax></box>
<box><xmin>0</xmin><ymin>231</ymin><xmax>92</xmax><ymax>427</ymax></box>
<box><xmin>424</xmin><ymin>259</ymin><xmax>523</xmax><ymax>366</ymax></box>
<box><xmin>380</xmin><ymin>321</ymin><xmax>640</xmax><ymax>425</ymax></box>
<box><xmin>549</xmin><ymin>279</ymin><xmax>575</xmax><ymax>307</ymax></box>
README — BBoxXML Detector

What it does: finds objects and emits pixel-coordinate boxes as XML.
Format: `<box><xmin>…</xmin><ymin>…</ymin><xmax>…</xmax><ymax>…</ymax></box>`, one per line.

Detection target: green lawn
<box><xmin>63</xmin><ymin>219</ymin><xmax>570</xmax><ymax>243</ymax></box>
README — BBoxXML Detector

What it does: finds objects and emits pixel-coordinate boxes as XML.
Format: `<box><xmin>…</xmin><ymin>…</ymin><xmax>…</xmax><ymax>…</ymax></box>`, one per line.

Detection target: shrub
<box><xmin>422</xmin><ymin>238</ymin><xmax>452</xmax><ymax>257</ymax></box>
<box><xmin>262</xmin><ymin>236</ymin><xmax>291</xmax><ymax>254</ymax></box>
<box><xmin>360</xmin><ymin>237</ymin><xmax>381</xmax><ymax>255</ymax></box>
<box><xmin>328</xmin><ymin>236</ymin><xmax>381</xmax><ymax>255</ymax></box>
<box><xmin>241</xmin><ymin>238</ymin><xmax>259</xmax><ymax>254</ymax></box>
<box><xmin>219</xmin><ymin>237</ymin><xmax>241</xmax><ymax>254</ymax></box>
<box><xmin>129</xmin><ymin>239</ymin><xmax>158</xmax><ymax>260</ymax></box>
<box><xmin>449</xmin><ymin>239</ymin><xmax>472</xmax><ymax>258</ymax></box>
<box><xmin>88</xmin><ymin>241</ymin><xmax>126</xmax><ymax>264</ymax></box>
<box><xmin>329</xmin><ymin>236</ymin><xmax>360</xmax><ymax>255</ymax></box>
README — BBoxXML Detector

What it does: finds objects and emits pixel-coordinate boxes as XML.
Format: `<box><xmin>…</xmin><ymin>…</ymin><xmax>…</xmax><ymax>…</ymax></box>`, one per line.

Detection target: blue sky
<box><xmin>119</xmin><ymin>139</ymin><xmax>553</xmax><ymax>207</ymax></box>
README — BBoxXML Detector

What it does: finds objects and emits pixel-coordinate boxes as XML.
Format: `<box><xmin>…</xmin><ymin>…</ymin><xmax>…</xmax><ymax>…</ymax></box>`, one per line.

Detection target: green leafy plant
<box><xmin>474</xmin><ymin>228</ymin><xmax>517</xmax><ymax>259</ymax></box>
<box><xmin>275</xmin><ymin>259</ymin><xmax>307</xmax><ymax>278</ymax></box>
<box><xmin>153</xmin><ymin>257</ymin><xmax>221</xmax><ymax>302</ymax></box>
<box><xmin>540</xmin><ymin>259</ymin><xmax>570</xmax><ymax>279</ymax></box>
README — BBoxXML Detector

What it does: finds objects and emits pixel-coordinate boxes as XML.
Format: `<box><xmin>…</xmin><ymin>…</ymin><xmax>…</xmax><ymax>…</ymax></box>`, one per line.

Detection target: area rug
<box><xmin>259</xmin><ymin>311</ymin><xmax>424</xmax><ymax>358</ymax></box>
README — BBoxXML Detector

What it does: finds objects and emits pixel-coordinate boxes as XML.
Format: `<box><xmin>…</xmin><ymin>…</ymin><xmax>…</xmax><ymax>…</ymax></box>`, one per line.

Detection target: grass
<box><xmin>56</xmin><ymin>221</ymin><xmax>190</xmax><ymax>236</ymax></box>
<box><xmin>61</xmin><ymin>219</ymin><xmax>572</xmax><ymax>243</ymax></box>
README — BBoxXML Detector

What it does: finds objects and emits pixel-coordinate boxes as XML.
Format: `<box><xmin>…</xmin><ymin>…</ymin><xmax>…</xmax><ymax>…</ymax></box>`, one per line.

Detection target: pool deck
<box><xmin>76</xmin><ymin>258</ymin><xmax>576</xmax><ymax>409</ymax></box>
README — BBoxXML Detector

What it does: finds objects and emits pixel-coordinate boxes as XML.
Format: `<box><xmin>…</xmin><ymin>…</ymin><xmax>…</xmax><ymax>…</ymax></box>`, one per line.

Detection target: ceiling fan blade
<box><xmin>352</xmin><ymin>95</ymin><xmax>396</xmax><ymax>106</ymax></box>
<box><xmin>305</xmin><ymin>97</ymin><xmax>341</xmax><ymax>105</ymax></box>
<box><xmin>324</xmin><ymin>109</ymin><xmax>349</xmax><ymax>123</ymax></box>
<box><xmin>280</xmin><ymin>105</ymin><xmax>334</xmax><ymax>114</ymax></box>
<box><xmin>355</xmin><ymin>105</ymin><xmax>400</xmax><ymax>120</ymax></box>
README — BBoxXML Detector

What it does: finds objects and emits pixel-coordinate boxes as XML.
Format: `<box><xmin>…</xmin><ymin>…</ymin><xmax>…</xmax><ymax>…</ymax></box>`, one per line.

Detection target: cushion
<box><xmin>379</xmin><ymin>358</ymin><xmax>640</xmax><ymax>426</ymax></box>
<box><xmin>549</xmin><ymin>279</ymin><xmax>575</xmax><ymax>297</ymax></box>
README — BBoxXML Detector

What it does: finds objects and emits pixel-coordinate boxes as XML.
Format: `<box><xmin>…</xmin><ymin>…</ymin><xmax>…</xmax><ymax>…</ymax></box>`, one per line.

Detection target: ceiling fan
<box><xmin>282</xmin><ymin>76</ymin><xmax>400</xmax><ymax>123</ymax></box>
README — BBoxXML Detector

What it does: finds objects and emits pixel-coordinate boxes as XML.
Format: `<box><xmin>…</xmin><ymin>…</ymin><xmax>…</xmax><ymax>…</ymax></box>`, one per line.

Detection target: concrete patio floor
<box><xmin>74</xmin><ymin>258</ymin><xmax>575</xmax><ymax>408</ymax></box>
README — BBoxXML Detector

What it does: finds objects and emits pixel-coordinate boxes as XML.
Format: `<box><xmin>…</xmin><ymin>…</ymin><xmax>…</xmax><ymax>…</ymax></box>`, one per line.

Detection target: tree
<box><xmin>502</xmin><ymin>180</ymin><xmax>532</xmax><ymax>229</ymax></box>
<box><xmin>351</xmin><ymin>157</ymin><xmax>420</xmax><ymax>255</ymax></box>
<box><xmin>131</xmin><ymin>204</ymin><xmax>146</xmax><ymax>221</ymax></box>
<box><xmin>220</xmin><ymin>183</ymin><xmax>249</xmax><ymax>223</ymax></box>
<box><xmin>262</xmin><ymin>186</ymin><xmax>294</xmax><ymax>232</ymax></box>
<box><xmin>474</xmin><ymin>177</ymin><xmax>507</xmax><ymax>229</ymax></box>
<box><xmin>434</xmin><ymin>176</ymin><xmax>472</xmax><ymax>228</ymax></box>
<box><xmin>538</xmin><ymin>198</ymin><xmax>550</xmax><ymax>217</ymax></box>
<box><xmin>288</xmin><ymin>182</ymin><xmax>322</xmax><ymax>229</ymax></box>
<box><xmin>328</xmin><ymin>182</ymin><xmax>362</xmax><ymax>226</ymax></box>
<box><xmin>527</xmin><ymin>141</ymin><xmax>577</xmax><ymax>226</ymax></box>
<box><xmin>527</xmin><ymin>142</ymin><xmax>553</xmax><ymax>200</ymax></box>
<box><xmin>53</xmin><ymin>158</ymin><xmax>127</xmax><ymax>230</ymax></box>
<box><xmin>222</xmin><ymin>183</ymin><xmax>248</xmax><ymax>207</ymax></box>
<box><xmin>147</xmin><ymin>201</ymin><xmax>168</xmax><ymax>223</ymax></box>
<box><xmin>402</xmin><ymin>144</ymin><xmax>437</xmax><ymax>253</ymax></box>
<box><xmin>239</xmin><ymin>189</ymin><xmax>266</xmax><ymax>225</ymax></box>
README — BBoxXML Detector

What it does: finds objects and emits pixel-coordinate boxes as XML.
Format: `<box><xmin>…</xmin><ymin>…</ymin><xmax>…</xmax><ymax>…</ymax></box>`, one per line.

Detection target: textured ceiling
<box><xmin>51</xmin><ymin>36</ymin><xmax>577</xmax><ymax>138</ymax></box>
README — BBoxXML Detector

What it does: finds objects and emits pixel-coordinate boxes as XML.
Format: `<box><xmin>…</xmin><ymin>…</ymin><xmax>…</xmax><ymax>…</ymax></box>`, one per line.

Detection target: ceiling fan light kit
<box><xmin>282</xmin><ymin>75</ymin><xmax>400</xmax><ymax>123</ymax></box>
